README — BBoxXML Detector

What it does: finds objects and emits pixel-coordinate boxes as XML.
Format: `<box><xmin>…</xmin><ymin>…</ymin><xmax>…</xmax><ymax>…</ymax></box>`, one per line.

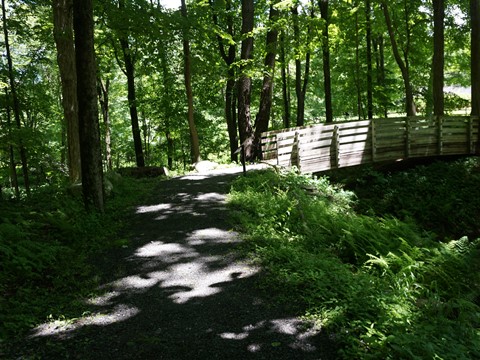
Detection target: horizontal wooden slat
<box><xmin>261</xmin><ymin>116</ymin><xmax>479</xmax><ymax>174</ymax></box>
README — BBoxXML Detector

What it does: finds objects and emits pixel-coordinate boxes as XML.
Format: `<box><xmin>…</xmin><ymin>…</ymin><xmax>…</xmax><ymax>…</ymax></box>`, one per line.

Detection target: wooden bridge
<box><xmin>261</xmin><ymin>116</ymin><xmax>480</xmax><ymax>173</ymax></box>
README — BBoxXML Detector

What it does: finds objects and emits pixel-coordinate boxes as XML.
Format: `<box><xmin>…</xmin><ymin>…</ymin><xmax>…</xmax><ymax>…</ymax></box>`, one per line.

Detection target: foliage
<box><xmin>0</xmin><ymin>174</ymin><xmax>158</xmax><ymax>340</ymax></box>
<box><xmin>350</xmin><ymin>157</ymin><xmax>480</xmax><ymax>240</ymax></box>
<box><xmin>228</xmin><ymin>162</ymin><xmax>480</xmax><ymax>359</ymax></box>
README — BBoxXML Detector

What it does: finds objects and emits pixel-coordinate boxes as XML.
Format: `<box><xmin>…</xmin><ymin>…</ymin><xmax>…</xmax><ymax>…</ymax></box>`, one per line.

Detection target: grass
<box><xmin>0</xmin><ymin>173</ymin><xmax>159</xmax><ymax>343</ymax></box>
<box><xmin>227</xmin><ymin>158</ymin><xmax>480</xmax><ymax>359</ymax></box>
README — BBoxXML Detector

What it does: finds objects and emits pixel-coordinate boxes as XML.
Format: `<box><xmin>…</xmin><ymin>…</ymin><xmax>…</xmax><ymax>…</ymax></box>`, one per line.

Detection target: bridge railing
<box><xmin>261</xmin><ymin>116</ymin><xmax>480</xmax><ymax>173</ymax></box>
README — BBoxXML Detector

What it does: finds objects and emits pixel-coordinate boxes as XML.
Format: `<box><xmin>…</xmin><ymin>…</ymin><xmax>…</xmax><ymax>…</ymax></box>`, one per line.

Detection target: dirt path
<box><xmin>14</xmin><ymin>167</ymin><xmax>336</xmax><ymax>359</ymax></box>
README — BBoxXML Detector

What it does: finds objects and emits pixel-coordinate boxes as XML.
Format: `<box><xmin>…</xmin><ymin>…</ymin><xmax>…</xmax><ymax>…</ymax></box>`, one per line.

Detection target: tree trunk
<box><xmin>166</xmin><ymin>131</ymin><xmax>174</xmax><ymax>169</ymax></box>
<box><xmin>280</xmin><ymin>30</ymin><xmax>291</xmax><ymax>128</ymax></box>
<box><xmin>320</xmin><ymin>0</ymin><xmax>333</xmax><ymax>123</ymax></box>
<box><xmin>471</xmin><ymin>0</ymin><xmax>480</xmax><ymax>118</ymax></box>
<box><xmin>53</xmin><ymin>0</ymin><xmax>81</xmax><ymax>183</ymax></box>
<box><xmin>117</xmin><ymin>0</ymin><xmax>144</xmax><ymax>168</ymax></box>
<box><xmin>119</xmin><ymin>44</ymin><xmax>145</xmax><ymax>167</ymax></box>
<box><xmin>237</xmin><ymin>0</ymin><xmax>255</xmax><ymax>161</ymax></box>
<box><xmin>210</xmin><ymin>0</ymin><xmax>238</xmax><ymax>162</ymax></box>
<box><xmin>181</xmin><ymin>0</ymin><xmax>201</xmax><ymax>164</ymax></box>
<box><xmin>4</xmin><ymin>88</ymin><xmax>20</xmax><ymax>199</ymax></box>
<box><xmin>354</xmin><ymin>6</ymin><xmax>364</xmax><ymax>120</ymax></box>
<box><xmin>365</xmin><ymin>0</ymin><xmax>373</xmax><ymax>119</ymax></box>
<box><xmin>254</xmin><ymin>4</ymin><xmax>279</xmax><ymax>159</ymax></box>
<box><xmin>97</xmin><ymin>77</ymin><xmax>112</xmax><ymax>170</ymax></box>
<box><xmin>73</xmin><ymin>0</ymin><xmax>104</xmax><ymax>212</ymax></box>
<box><xmin>2</xmin><ymin>0</ymin><xmax>30</xmax><ymax>195</ymax></box>
<box><xmin>225</xmin><ymin>73</ymin><xmax>238</xmax><ymax>162</ymax></box>
<box><xmin>382</xmin><ymin>1</ymin><xmax>415</xmax><ymax>116</ymax></box>
<box><xmin>433</xmin><ymin>0</ymin><xmax>444</xmax><ymax>116</ymax></box>
<box><xmin>374</xmin><ymin>35</ymin><xmax>388</xmax><ymax>117</ymax></box>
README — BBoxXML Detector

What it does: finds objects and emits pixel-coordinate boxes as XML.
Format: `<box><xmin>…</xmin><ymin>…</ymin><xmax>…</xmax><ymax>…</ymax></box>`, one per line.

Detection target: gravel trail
<box><xmin>12</xmin><ymin>166</ymin><xmax>336</xmax><ymax>359</ymax></box>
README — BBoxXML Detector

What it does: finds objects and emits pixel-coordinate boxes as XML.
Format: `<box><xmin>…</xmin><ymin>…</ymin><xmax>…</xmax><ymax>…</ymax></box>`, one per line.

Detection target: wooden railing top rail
<box><xmin>261</xmin><ymin>116</ymin><xmax>480</xmax><ymax>173</ymax></box>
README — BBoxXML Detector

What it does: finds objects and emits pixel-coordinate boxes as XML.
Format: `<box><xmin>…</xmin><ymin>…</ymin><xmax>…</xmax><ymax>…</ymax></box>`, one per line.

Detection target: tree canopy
<box><xmin>0</xmin><ymin>0</ymin><xmax>477</xmax><ymax>199</ymax></box>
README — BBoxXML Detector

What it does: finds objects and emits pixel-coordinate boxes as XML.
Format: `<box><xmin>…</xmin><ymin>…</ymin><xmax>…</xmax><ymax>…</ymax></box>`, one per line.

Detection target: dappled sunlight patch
<box><xmin>136</xmin><ymin>203</ymin><xmax>172</xmax><ymax>214</ymax></box>
<box><xmin>135</xmin><ymin>241</ymin><xmax>196</xmax><ymax>258</ymax></box>
<box><xmin>112</xmin><ymin>275</ymin><xmax>159</xmax><ymax>290</ymax></box>
<box><xmin>181</xmin><ymin>174</ymin><xmax>209</xmax><ymax>181</ymax></box>
<box><xmin>220</xmin><ymin>332</ymin><xmax>249</xmax><ymax>340</ymax></box>
<box><xmin>31</xmin><ymin>304</ymin><xmax>140</xmax><ymax>338</ymax></box>
<box><xmin>217</xmin><ymin>317</ymin><xmax>319</xmax><ymax>353</ymax></box>
<box><xmin>187</xmin><ymin>227</ymin><xmax>240</xmax><ymax>245</ymax></box>
<box><xmin>194</xmin><ymin>192</ymin><xmax>226</xmax><ymax>202</ymax></box>
<box><xmin>86</xmin><ymin>291</ymin><xmax>121</xmax><ymax>306</ymax></box>
<box><xmin>152</xmin><ymin>259</ymin><xmax>258</xmax><ymax>304</ymax></box>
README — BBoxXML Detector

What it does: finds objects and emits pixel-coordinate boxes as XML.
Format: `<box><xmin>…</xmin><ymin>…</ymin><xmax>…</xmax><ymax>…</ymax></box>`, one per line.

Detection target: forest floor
<box><xmin>8</xmin><ymin>165</ymin><xmax>337</xmax><ymax>359</ymax></box>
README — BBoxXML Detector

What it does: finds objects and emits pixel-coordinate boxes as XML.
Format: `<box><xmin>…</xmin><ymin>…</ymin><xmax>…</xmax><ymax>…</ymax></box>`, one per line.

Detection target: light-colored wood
<box><xmin>260</xmin><ymin>116</ymin><xmax>479</xmax><ymax>174</ymax></box>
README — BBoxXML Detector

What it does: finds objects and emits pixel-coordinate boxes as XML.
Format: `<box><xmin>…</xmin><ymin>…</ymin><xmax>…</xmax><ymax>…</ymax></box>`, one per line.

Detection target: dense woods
<box><xmin>0</xmin><ymin>0</ymin><xmax>477</xmax><ymax>200</ymax></box>
<box><xmin>1</xmin><ymin>0</ymin><xmax>480</xmax><ymax>357</ymax></box>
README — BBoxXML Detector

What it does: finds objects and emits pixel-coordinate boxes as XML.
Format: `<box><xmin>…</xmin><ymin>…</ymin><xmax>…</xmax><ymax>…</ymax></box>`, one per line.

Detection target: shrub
<box><xmin>228</xmin><ymin>166</ymin><xmax>480</xmax><ymax>359</ymax></box>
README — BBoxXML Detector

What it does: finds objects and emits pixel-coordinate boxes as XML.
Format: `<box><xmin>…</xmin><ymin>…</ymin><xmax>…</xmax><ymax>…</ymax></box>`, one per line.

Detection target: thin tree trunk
<box><xmin>166</xmin><ymin>131</ymin><xmax>174</xmax><ymax>169</ymax></box>
<box><xmin>2</xmin><ymin>0</ymin><xmax>30</xmax><ymax>195</ymax></box>
<box><xmin>374</xmin><ymin>35</ymin><xmax>388</xmax><ymax>117</ymax></box>
<box><xmin>471</xmin><ymin>0</ymin><xmax>480</xmax><ymax>117</ymax></box>
<box><xmin>382</xmin><ymin>1</ymin><xmax>415</xmax><ymax>116</ymax></box>
<box><xmin>97</xmin><ymin>77</ymin><xmax>112</xmax><ymax>170</ymax></box>
<box><xmin>320</xmin><ymin>0</ymin><xmax>333</xmax><ymax>123</ymax></box>
<box><xmin>280</xmin><ymin>30</ymin><xmax>291</xmax><ymax>128</ymax></box>
<box><xmin>73</xmin><ymin>0</ymin><xmax>104</xmax><ymax>212</ymax></box>
<box><xmin>354</xmin><ymin>6</ymin><xmax>364</xmax><ymax>120</ymax></box>
<box><xmin>181</xmin><ymin>0</ymin><xmax>200</xmax><ymax>164</ymax></box>
<box><xmin>119</xmin><ymin>41</ymin><xmax>145</xmax><ymax>167</ymax></box>
<box><xmin>365</xmin><ymin>0</ymin><xmax>373</xmax><ymax>119</ymax></box>
<box><xmin>4</xmin><ymin>88</ymin><xmax>20</xmax><ymax>199</ymax></box>
<box><xmin>433</xmin><ymin>0</ymin><xmax>444</xmax><ymax>116</ymax></box>
<box><xmin>210</xmin><ymin>0</ymin><xmax>238</xmax><ymax>162</ymax></box>
<box><xmin>254</xmin><ymin>3</ymin><xmax>279</xmax><ymax>159</ymax></box>
<box><xmin>53</xmin><ymin>0</ymin><xmax>81</xmax><ymax>183</ymax></box>
<box><xmin>117</xmin><ymin>0</ymin><xmax>145</xmax><ymax>168</ymax></box>
<box><xmin>237</xmin><ymin>0</ymin><xmax>255</xmax><ymax>160</ymax></box>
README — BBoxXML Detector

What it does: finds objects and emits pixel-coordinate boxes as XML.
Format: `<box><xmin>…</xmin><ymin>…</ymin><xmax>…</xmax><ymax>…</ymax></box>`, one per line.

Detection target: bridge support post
<box><xmin>405</xmin><ymin>117</ymin><xmax>411</xmax><ymax>158</ymax></box>
<box><xmin>331</xmin><ymin>126</ymin><xmax>340</xmax><ymax>168</ymax></box>
<box><xmin>371</xmin><ymin>119</ymin><xmax>376</xmax><ymax>162</ymax></box>
<box><xmin>437</xmin><ymin>116</ymin><xmax>443</xmax><ymax>155</ymax></box>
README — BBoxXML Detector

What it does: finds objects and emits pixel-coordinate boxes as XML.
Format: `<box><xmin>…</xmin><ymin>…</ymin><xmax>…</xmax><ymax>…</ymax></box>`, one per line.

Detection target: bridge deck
<box><xmin>261</xmin><ymin>116</ymin><xmax>480</xmax><ymax>173</ymax></box>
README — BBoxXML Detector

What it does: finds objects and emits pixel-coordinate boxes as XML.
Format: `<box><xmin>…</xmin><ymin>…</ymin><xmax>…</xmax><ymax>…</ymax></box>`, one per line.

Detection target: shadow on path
<box><xmin>20</xmin><ymin>169</ymin><xmax>337</xmax><ymax>359</ymax></box>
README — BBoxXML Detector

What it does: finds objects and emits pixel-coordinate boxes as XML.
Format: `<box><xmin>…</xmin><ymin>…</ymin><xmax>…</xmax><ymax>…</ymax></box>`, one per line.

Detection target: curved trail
<box><xmin>21</xmin><ymin>166</ymin><xmax>336</xmax><ymax>359</ymax></box>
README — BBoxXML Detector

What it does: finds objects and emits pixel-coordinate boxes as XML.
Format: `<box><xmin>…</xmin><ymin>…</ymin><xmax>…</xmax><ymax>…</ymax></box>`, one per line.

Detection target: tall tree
<box><xmin>237</xmin><ymin>0</ymin><xmax>255</xmax><ymax>160</ymax></box>
<box><xmin>365</xmin><ymin>0</ymin><xmax>373</xmax><ymax>119</ymax></box>
<box><xmin>53</xmin><ymin>0</ymin><xmax>81</xmax><ymax>182</ymax></box>
<box><xmin>73</xmin><ymin>0</ymin><xmax>104</xmax><ymax>212</ymax></box>
<box><xmin>254</xmin><ymin>2</ymin><xmax>279</xmax><ymax>158</ymax></box>
<box><xmin>97</xmin><ymin>77</ymin><xmax>112</xmax><ymax>170</ymax></box>
<box><xmin>381</xmin><ymin>1</ymin><xmax>416</xmax><ymax>116</ymax></box>
<box><xmin>319</xmin><ymin>0</ymin><xmax>333</xmax><ymax>123</ymax></box>
<box><xmin>280</xmin><ymin>29</ymin><xmax>291</xmax><ymax>128</ymax></box>
<box><xmin>180</xmin><ymin>0</ymin><xmax>200</xmax><ymax>164</ymax></box>
<box><xmin>2</xmin><ymin>0</ymin><xmax>30</xmax><ymax>195</ymax></box>
<box><xmin>472</xmin><ymin>0</ymin><xmax>480</xmax><ymax>121</ymax></box>
<box><xmin>292</xmin><ymin>3</ymin><xmax>312</xmax><ymax>127</ymax></box>
<box><xmin>433</xmin><ymin>0</ymin><xmax>444</xmax><ymax>116</ymax></box>
<box><xmin>4</xmin><ymin>88</ymin><xmax>20</xmax><ymax>199</ymax></box>
<box><xmin>117</xmin><ymin>0</ymin><xmax>145</xmax><ymax>167</ymax></box>
<box><xmin>210</xmin><ymin>0</ymin><xmax>238</xmax><ymax>162</ymax></box>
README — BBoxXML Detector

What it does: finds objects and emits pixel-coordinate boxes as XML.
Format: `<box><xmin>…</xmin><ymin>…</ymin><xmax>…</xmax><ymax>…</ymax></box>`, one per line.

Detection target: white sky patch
<box><xmin>160</xmin><ymin>0</ymin><xmax>180</xmax><ymax>10</ymax></box>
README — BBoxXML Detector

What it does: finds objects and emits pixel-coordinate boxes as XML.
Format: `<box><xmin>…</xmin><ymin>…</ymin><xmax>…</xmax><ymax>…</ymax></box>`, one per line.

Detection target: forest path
<box><xmin>24</xmin><ymin>165</ymin><xmax>335</xmax><ymax>359</ymax></box>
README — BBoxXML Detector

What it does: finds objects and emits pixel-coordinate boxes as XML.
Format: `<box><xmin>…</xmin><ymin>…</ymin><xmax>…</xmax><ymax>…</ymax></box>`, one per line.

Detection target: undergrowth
<box><xmin>0</xmin><ymin>174</ymin><xmax>158</xmax><ymax>341</ymax></box>
<box><xmin>228</xmin><ymin>159</ymin><xmax>480</xmax><ymax>359</ymax></box>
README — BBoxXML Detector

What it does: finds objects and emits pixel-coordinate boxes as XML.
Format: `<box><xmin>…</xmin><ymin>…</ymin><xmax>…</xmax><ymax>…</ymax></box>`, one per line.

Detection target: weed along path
<box><xmin>19</xmin><ymin>166</ymin><xmax>336</xmax><ymax>359</ymax></box>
